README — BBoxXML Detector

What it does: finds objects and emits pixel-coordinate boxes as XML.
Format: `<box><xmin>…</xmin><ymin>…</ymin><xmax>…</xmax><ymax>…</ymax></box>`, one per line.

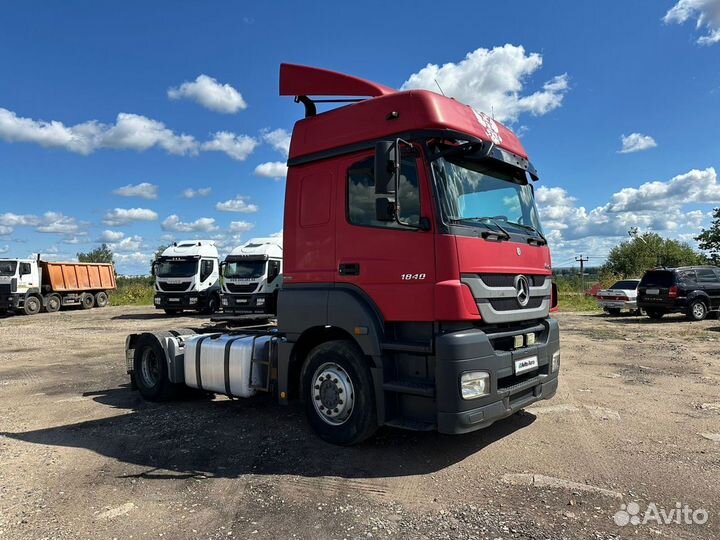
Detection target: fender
<box><xmin>686</xmin><ymin>290</ymin><xmax>710</xmax><ymax>305</ymax></box>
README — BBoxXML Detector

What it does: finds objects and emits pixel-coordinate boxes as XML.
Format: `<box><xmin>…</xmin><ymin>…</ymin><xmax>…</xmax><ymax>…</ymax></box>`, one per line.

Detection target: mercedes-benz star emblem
<box><xmin>514</xmin><ymin>275</ymin><xmax>530</xmax><ymax>307</ymax></box>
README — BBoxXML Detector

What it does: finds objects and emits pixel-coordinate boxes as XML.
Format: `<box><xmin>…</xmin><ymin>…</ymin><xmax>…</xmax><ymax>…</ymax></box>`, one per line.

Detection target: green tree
<box><xmin>602</xmin><ymin>233</ymin><xmax>705</xmax><ymax>277</ymax></box>
<box><xmin>77</xmin><ymin>244</ymin><xmax>114</xmax><ymax>263</ymax></box>
<box><xmin>695</xmin><ymin>207</ymin><xmax>720</xmax><ymax>264</ymax></box>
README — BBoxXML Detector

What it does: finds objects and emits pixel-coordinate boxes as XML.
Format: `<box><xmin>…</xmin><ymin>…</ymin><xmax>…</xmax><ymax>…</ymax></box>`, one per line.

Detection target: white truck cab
<box><xmin>220</xmin><ymin>237</ymin><xmax>282</xmax><ymax>316</ymax></box>
<box><xmin>152</xmin><ymin>240</ymin><xmax>221</xmax><ymax>315</ymax></box>
<box><xmin>0</xmin><ymin>258</ymin><xmax>41</xmax><ymax>314</ymax></box>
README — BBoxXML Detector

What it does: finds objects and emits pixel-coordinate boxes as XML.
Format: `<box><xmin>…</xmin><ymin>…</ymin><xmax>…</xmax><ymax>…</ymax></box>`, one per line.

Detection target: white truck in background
<box><xmin>152</xmin><ymin>240</ymin><xmax>221</xmax><ymax>315</ymax></box>
<box><xmin>220</xmin><ymin>237</ymin><xmax>282</xmax><ymax>316</ymax></box>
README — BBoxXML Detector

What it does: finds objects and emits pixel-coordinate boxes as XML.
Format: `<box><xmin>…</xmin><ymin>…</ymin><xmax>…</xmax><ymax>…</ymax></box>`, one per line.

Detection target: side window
<box><xmin>19</xmin><ymin>263</ymin><xmax>31</xmax><ymax>276</ymax></box>
<box><xmin>268</xmin><ymin>260</ymin><xmax>280</xmax><ymax>282</ymax></box>
<box><xmin>200</xmin><ymin>260</ymin><xmax>214</xmax><ymax>281</ymax></box>
<box><xmin>347</xmin><ymin>156</ymin><xmax>420</xmax><ymax>228</ymax></box>
<box><xmin>677</xmin><ymin>270</ymin><xmax>696</xmax><ymax>284</ymax></box>
<box><xmin>696</xmin><ymin>269</ymin><xmax>717</xmax><ymax>283</ymax></box>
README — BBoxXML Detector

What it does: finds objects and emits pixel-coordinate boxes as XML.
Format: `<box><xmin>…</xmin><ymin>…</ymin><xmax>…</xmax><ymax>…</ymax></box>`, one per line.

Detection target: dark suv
<box><xmin>637</xmin><ymin>266</ymin><xmax>720</xmax><ymax>321</ymax></box>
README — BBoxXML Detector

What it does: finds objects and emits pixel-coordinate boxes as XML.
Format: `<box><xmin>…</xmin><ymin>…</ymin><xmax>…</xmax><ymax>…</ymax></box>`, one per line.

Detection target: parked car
<box><xmin>596</xmin><ymin>279</ymin><xmax>641</xmax><ymax>315</ymax></box>
<box><xmin>637</xmin><ymin>266</ymin><xmax>720</xmax><ymax>321</ymax></box>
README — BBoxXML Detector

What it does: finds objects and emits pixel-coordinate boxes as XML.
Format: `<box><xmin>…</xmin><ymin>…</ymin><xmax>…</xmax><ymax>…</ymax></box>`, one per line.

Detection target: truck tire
<box><xmin>95</xmin><ymin>291</ymin><xmax>109</xmax><ymax>308</ymax></box>
<box><xmin>80</xmin><ymin>293</ymin><xmax>95</xmax><ymax>310</ymax></box>
<box><xmin>201</xmin><ymin>294</ymin><xmax>219</xmax><ymax>315</ymax></box>
<box><xmin>647</xmin><ymin>309</ymin><xmax>665</xmax><ymax>320</ymax></box>
<box><xmin>687</xmin><ymin>299</ymin><xmax>707</xmax><ymax>321</ymax></box>
<box><xmin>45</xmin><ymin>294</ymin><xmax>61</xmax><ymax>313</ymax></box>
<box><xmin>302</xmin><ymin>340</ymin><xmax>378</xmax><ymax>446</ymax></box>
<box><xmin>133</xmin><ymin>333</ymin><xmax>180</xmax><ymax>401</ymax></box>
<box><xmin>23</xmin><ymin>295</ymin><xmax>42</xmax><ymax>316</ymax></box>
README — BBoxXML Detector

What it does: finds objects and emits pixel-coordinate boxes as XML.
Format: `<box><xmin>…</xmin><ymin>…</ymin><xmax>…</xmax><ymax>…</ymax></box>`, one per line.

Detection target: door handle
<box><xmin>338</xmin><ymin>263</ymin><xmax>360</xmax><ymax>276</ymax></box>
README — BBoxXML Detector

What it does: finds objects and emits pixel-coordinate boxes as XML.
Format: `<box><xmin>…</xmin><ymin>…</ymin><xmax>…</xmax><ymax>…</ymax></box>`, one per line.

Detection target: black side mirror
<box><xmin>151</xmin><ymin>262</ymin><xmax>157</xmax><ymax>276</ymax></box>
<box><xmin>374</xmin><ymin>140</ymin><xmax>397</xmax><ymax>195</ymax></box>
<box><xmin>375</xmin><ymin>197</ymin><xmax>396</xmax><ymax>222</ymax></box>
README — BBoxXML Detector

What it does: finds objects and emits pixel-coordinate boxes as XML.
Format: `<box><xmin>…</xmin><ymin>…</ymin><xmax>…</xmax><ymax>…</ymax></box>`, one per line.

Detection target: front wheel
<box><xmin>687</xmin><ymin>300</ymin><xmax>707</xmax><ymax>321</ymax></box>
<box><xmin>23</xmin><ymin>295</ymin><xmax>42</xmax><ymax>316</ymax></box>
<box><xmin>133</xmin><ymin>333</ymin><xmax>179</xmax><ymax>401</ymax></box>
<box><xmin>302</xmin><ymin>340</ymin><xmax>377</xmax><ymax>446</ymax></box>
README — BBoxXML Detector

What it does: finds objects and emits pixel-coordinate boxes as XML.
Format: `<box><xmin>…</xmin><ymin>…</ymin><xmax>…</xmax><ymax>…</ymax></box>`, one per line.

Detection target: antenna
<box><xmin>434</xmin><ymin>79</ymin><xmax>446</xmax><ymax>97</ymax></box>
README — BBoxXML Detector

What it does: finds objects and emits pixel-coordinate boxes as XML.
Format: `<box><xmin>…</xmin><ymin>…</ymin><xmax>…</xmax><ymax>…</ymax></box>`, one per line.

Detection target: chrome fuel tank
<box><xmin>184</xmin><ymin>334</ymin><xmax>271</xmax><ymax>398</ymax></box>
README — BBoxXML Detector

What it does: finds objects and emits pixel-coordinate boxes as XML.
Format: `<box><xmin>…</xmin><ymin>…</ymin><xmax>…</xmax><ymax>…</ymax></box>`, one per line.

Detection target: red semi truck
<box><xmin>125</xmin><ymin>64</ymin><xmax>560</xmax><ymax>445</ymax></box>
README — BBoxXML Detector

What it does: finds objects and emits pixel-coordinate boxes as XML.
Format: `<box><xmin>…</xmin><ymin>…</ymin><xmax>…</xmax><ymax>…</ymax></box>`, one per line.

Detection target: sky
<box><xmin>1</xmin><ymin>0</ymin><xmax>720</xmax><ymax>274</ymax></box>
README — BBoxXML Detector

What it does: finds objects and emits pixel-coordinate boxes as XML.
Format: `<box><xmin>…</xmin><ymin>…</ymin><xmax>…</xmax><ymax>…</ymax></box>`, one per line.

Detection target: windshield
<box><xmin>224</xmin><ymin>260</ymin><xmax>266</xmax><ymax>279</ymax></box>
<box><xmin>0</xmin><ymin>261</ymin><xmax>17</xmax><ymax>276</ymax></box>
<box><xmin>156</xmin><ymin>259</ymin><xmax>198</xmax><ymax>278</ymax></box>
<box><xmin>431</xmin><ymin>150</ymin><xmax>543</xmax><ymax>236</ymax></box>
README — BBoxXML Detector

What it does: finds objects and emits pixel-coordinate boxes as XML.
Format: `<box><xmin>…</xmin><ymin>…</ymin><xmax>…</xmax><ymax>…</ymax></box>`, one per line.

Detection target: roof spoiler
<box><xmin>280</xmin><ymin>63</ymin><xmax>395</xmax><ymax>118</ymax></box>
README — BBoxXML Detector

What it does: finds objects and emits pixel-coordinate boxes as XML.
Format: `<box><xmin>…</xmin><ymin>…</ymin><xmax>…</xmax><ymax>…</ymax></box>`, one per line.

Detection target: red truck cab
<box><xmin>276</xmin><ymin>64</ymin><xmax>560</xmax><ymax>443</ymax></box>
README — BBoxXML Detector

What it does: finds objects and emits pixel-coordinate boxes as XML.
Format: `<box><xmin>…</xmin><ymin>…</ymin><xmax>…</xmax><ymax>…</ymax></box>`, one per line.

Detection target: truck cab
<box><xmin>152</xmin><ymin>241</ymin><xmax>221</xmax><ymax>315</ymax></box>
<box><xmin>0</xmin><ymin>258</ymin><xmax>41</xmax><ymax>314</ymax></box>
<box><xmin>220</xmin><ymin>237</ymin><xmax>283</xmax><ymax>316</ymax></box>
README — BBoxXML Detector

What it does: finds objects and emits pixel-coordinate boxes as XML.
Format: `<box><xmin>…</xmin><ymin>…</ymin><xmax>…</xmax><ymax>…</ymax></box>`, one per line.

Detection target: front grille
<box><xmin>158</xmin><ymin>282</ymin><xmax>191</xmax><ymax>292</ymax></box>
<box><xmin>225</xmin><ymin>282</ymin><xmax>258</xmax><ymax>294</ymax></box>
<box><xmin>498</xmin><ymin>364</ymin><xmax>549</xmax><ymax>393</ymax></box>
<box><xmin>488</xmin><ymin>297</ymin><xmax>544</xmax><ymax>311</ymax></box>
<box><xmin>0</xmin><ymin>284</ymin><xmax>11</xmax><ymax>295</ymax></box>
<box><xmin>480</xmin><ymin>274</ymin><xmax>547</xmax><ymax>287</ymax></box>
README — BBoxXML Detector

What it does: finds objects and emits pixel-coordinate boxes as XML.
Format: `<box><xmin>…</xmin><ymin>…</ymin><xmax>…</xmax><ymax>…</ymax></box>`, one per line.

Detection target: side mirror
<box><xmin>374</xmin><ymin>140</ymin><xmax>397</xmax><ymax>195</ymax></box>
<box><xmin>375</xmin><ymin>197</ymin><xmax>396</xmax><ymax>222</ymax></box>
<box><xmin>151</xmin><ymin>262</ymin><xmax>157</xmax><ymax>276</ymax></box>
<box><xmin>219</xmin><ymin>261</ymin><xmax>226</xmax><ymax>276</ymax></box>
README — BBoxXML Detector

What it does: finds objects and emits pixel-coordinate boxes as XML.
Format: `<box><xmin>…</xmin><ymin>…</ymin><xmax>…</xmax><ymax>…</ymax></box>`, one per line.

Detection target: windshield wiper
<box><xmin>507</xmin><ymin>221</ymin><xmax>547</xmax><ymax>245</ymax></box>
<box><xmin>450</xmin><ymin>217</ymin><xmax>511</xmax><ymax>240</ymax></box>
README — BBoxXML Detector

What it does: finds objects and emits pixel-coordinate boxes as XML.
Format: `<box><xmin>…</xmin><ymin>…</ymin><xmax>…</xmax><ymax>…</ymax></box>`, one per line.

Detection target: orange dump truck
<box><xmin>0</xmin><ymin>257</ymin><xmax>116</xmax><ymax>315</ymax></box>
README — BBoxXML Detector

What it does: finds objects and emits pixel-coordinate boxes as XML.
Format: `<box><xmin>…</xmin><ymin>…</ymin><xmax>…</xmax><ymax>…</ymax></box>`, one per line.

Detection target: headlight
<box><xmin>154</xmin><ymin>297</ymin><xmax>161</xmax><ymax>305</ymax></box>
<box><xmin>222</xmin><ymin>298</ymin><xmax>228</xmax><ymax>306</ymax></box>
<box><xmin>189</xmin><ymin>297</ymin><xmax>198</xmax><ymax>305</ymax></box>
<box><xmin>460</xmin><ymin>371</ymin><xmax>490</xmax><ymax>399</ymax></box>
<box><xmin>256</xmin><ymin>297</ymin><xmax>265</xmax><ymax>306</ymax></box>
<box><xmin>551</xmin><ymin>351</ymin><xmax>560</xmax><ymax>373</ymax></box>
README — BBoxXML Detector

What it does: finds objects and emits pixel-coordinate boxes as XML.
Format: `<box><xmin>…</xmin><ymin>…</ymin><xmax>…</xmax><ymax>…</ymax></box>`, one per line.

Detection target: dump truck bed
<box><xmin>39</xmin><ymin>261</ymin><xmax>116</xmax><ymax>292</ymax></box>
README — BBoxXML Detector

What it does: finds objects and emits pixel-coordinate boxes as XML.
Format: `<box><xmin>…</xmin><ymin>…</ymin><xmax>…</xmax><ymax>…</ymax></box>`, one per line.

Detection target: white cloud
<box><xmin>35</xmin><ymin>212</ymin><xmax>82</xmax><ymax>234</ymax></box>
<box><xmin>62</xmin><ymin>236</ymin><xmax>88</xmax><ymax>245</ymax></box>
<box><xmin>536</xmin><ymin>167</ymin><xmax>719</xmax><ymax>262</ymax></box>
<box><xmin>401</xmin><ymin>44</ymin><xmax>569</xmax><ymax>123</ymax></box>
<box><xmin>113</xmin><ymin>182</ymin><xmax>158</xmax><ymax>199</ymax></box>
<box><xmin>619</xmin><ymin>133</ymin><xmax>657</xmax><ymax>154</ymax></box>
<box><xmin>168</xmin><ymin>74</ymin><xmax>247</xmax><ymax>114</ymax></box>
<box><xmin>216</xmin><ymin>195</ymin><xmax>259</xmax><ymax>213</ymax></box>
<box><xmin>0</xmin><ymin>245</ymin><xmax>8</xmax><ymax>254</ymax></box>
<box><xmin>161</xmin><ymin>215</ymin><xmax>218</xmax><ymax>232</ymax></box>
<box><xmin>254</xmin><ymin>161</ymin><xmax>287</xmax><ymax>180</ymax></box>
<box><xmin>0</xmin><ymin>225</ymin><xmax>12</xmax><ymax>235</ymax></box>
<box><xmin>664</xmin><ymin>0</ymin><xmax>720</xmax><ymax>45</ymax></box>
<box><xmin>228</xmin><ymin>220</ymin><xmax>255</xmax><ymax>233</ymax></box>
<box><xmin>109</xmin><ymin>235</ymin><xmax>143</xmax><ymax>252</ymax></box>
<box><xmin>202</xmin><ymin>131</ymin><xmax>258</xmax><ymax>161</ymax></box>
<box><xmin>261</xmin><ymin>128</ymin><xmax>291</xmax><ymax>156</ymax></box>
<box><xmin>0</xmin><ymin>108</ymin><xmax>199</xmax><ymax>156</ymax></box>
<box><xmin>99</xmin><ymin>230</ymin><xmax>125</xmax><ymax>242</ymax></box>
<box><xmin>181</xmin><ymin>187</ymin><xmax>212</xmax><ymax>198</ymax></box>
<box><xmin>114</xmin><ymin>251</ymin><xmax>151</xmax><ymax>270</ymax></box>
<box><xmin>0</xmin><ymin>213</ymin><xmax>40</xmax><ymax>227</ymax></box>
<box><xmin>103</xmin><ymin>208</ymin><xmax>159</xmax><ymax>226</ymax></box>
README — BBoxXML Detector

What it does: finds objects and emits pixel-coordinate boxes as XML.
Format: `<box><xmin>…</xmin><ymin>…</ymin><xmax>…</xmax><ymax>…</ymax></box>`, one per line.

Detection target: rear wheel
<box><xmin>302</xmin><ymin>340</ymin><xmax>377</xmax><ymax>446</ymax></box>
<box><xmin>606</xmin><ymin>308</ymin><xmax>621</xmax><ymax>316</ymax></box>
<box><xmin>133</xmin><ymin>333</ymin><xmax>179</xmax><ymax>401</ymax></box>
<box><xmin>687</xmin><ymin>300</ymin><xmax>707</xmax><ymax>321</ymax></box>
<box><xmin>80</xmin><ymin>293</ymin><xmax>95</xmax><ymax>310</ymax></box>
<box><xmin>95</xmin><ymin>291</ymin><xmax>109</xmax><ymax>308</ymax></box>
<box><xmin>22</xmin><ymin>295</ymin><xmax>41</xmax><ymax>316</ymax></box>
<box><xmin>45</xmin><ymin>294</ymin><xmax>61</xmax><ymax>313</ymax></box>
<box><xmin>647</xmin><ymin>309</ymin><xmax>665</xmax><ymax>320</ymax></box>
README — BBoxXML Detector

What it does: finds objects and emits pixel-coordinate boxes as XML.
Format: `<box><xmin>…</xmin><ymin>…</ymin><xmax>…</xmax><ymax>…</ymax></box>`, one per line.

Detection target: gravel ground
<box><xmin>0</xmin><ymin>306</ymin><xmax>718</xmax><ymax>539</ymax></box>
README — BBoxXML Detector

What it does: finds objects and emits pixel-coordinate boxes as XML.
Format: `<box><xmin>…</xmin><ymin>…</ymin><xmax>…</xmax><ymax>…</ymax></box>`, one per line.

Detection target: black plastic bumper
<box><xmin>221</xmin><ymin>293</ymin><xmax>274</xmax><ymax>315</ymax></box>
<box><xmin>0</xmin><ymin>293</ymin><xmax>21</xmax><ymax>312</ymax></box>
<box><xmin>637</xmin><ymin>298</ymin><xmax>687</xmax><ymax>312</ymax></box>
<box><xmin>434</xmin><ymin>317</ymin><xmax>560</xmax><ymax>434</ymax></box>
<box><xmin>154</xmin><ymin>292</ymin><xmax>210</xmax><ymax>310</ymax></box>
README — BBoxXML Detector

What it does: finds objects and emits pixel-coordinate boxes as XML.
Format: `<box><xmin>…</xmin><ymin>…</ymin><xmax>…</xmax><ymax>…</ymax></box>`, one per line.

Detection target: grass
<box><xmin>558</xmin><ymin>292</ymin><xmax>601</xmax><ymax>312</ymax></box>
<box><xmin>110</xmin><ymin>276</ymin><xmax>155</xmax><ymax>306</ymax></box>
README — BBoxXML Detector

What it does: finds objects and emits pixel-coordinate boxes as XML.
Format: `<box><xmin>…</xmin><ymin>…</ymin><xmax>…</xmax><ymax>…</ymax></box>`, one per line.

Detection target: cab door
<box><xmin>334</xmin><ymin>150</ymin><xmax>436</xmax><ymax>322</ymax></box>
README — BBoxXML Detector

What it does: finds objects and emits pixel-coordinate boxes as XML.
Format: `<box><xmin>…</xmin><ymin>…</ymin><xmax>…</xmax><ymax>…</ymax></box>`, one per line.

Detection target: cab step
<box><xmin>384</xmin><ymin>418</ymin><xmax>436</xmax><ymax>431</ymax></box>
<box><xmin>383</xmin><ymin>379</ymin><xmax>435</xmax><ymax>398</ymax></box>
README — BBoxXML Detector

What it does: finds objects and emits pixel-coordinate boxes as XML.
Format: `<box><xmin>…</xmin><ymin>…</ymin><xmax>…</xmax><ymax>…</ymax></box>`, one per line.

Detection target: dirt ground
<box><xmin>0</xmin><ymin>306</ymin><xmax>718</xmax><ymax>540</ymax></box>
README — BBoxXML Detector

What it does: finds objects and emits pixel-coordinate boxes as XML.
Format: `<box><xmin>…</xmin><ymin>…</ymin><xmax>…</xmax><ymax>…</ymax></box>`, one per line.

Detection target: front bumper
<box><xmin>0</xmin><ymin>293</ymin><xmax>21</xmax><ymax>312</ymax></box>
<box><xmin>598</xmin><ymin>300</ymin><xmax>637</xmax><ymax>311</ymax></box>
<box><xmin>221</xmin><ymin>293</ymin><xmax>274</xmax><ymax>314</ymax></box>
<box><xmin>434</xmin><ymin>317</ymin><xmax>560</xmax><ymax>434</ymax></box>
<box><xmin>154</xmin><ymin>292</ymin><xmax>209</xmax><ymax>310</ymax></box>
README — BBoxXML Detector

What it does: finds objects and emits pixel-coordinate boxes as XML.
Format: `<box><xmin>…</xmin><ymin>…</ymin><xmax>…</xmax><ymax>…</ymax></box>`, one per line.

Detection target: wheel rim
<box><xmin>48</xmin><ymin>297</ymin><xmax>59</xmax><ymax>311</ymax></box>
<box><xmin>311</xmin><ymin>362</ymin><xmax>355</xmax><ymax>426</ymax></box>
<box><xmin>140</xmin><ymin>347</ymin><xmax>161</xmax><ymax>388</ymax></box>
<box><xmin>693</xmin><ymin>303</ymin><xmax>705</xmax><ymax>318</ymax></box>
<box><xmin>27</xmin><ymin>298</ymin><xmax>39</xmax><ymax>312</ymax></box>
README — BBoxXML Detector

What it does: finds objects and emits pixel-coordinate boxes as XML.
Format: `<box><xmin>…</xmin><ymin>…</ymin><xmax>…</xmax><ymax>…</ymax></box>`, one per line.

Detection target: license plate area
<box><xmin>169</xmin><ymin>298</ymin><xmax>180</xmax><ymax>302</ymax></box>
<box><xmin>514</xmin><ymin>355</ymin><xmax>538</xmax><ymax>375</ymax></box>
<box><xmin>646</xmin><ymin>288</ymin><xmax>660</xmax><ymax>295</ymax></box>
